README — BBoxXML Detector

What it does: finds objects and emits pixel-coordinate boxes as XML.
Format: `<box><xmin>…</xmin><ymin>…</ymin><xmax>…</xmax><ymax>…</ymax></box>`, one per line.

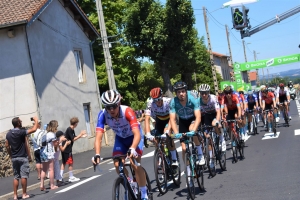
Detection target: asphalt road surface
<box><xmin>5</xmin><ymin>100</ymin><xmax>300</xmax><ymax>200</ymax></box>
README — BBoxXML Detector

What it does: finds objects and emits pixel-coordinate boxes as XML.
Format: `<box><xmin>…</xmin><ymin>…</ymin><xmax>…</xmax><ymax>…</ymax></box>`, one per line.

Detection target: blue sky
<box><xmin>162</xmin><ymin>0</ymin><xmax>300</xmax><ymax>75</ymax></box>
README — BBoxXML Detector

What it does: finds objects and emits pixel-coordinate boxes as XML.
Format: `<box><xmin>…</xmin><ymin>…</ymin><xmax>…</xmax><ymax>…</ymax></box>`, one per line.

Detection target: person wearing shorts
<box><xmin>5</xmin><ymin>116</ymin><xmax>39</xmax><ymax>200</ymax></box>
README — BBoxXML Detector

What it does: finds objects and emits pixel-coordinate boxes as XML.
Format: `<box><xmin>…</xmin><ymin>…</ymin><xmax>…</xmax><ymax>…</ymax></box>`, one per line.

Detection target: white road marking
<box><xmin>262</xmin><ymin>132</ymin><xmax>280</xmax><ymax>140</ymax></box>
<box><xmin>107</xmin><ymin>161</ymin><xmax>113</xmax><ymax>164</ymax></box>
<box><xmin>56</xmin><ymin>175</ymin><xmax>101</xmax><ymax>193</ymax></box>
<box><xmin>294</xmin><ymin>129</ymin><xmax>300</xmax><ymax>136</ymax></box>
<box><xmin>181</xmin><ymin>171</ymin><xmax>185</xmax><ymax>176</ymax></box>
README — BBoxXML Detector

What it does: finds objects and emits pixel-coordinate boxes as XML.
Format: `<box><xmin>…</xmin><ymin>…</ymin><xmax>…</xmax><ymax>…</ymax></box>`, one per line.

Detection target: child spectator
<box><xmin>60</xmin><ymin>117</ymin><xmax>86</xmax><ymax>183</ymax></box>
<box><xmin>54</xmin><ymin>131</ymin><xmax>70</xmax><ymax>186</ymax></box>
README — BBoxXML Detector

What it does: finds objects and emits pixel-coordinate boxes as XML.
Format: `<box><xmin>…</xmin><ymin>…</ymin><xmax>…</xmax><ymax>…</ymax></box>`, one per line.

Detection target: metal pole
<box><xmin>254</xmin><ymin>51</ymin><xmax>260</xmax><ymax>86</ymax></box>
<box><xmin>242</xmin><ymin>40</ymin><xmax>250</xmax><ymax>83</ymax></box>
<box><xmin>203</xmin><ymin>7</ymin><xmax>219</xmax><ymax>94</ymax></box>
<box><xmin>225</xmin><ymin>25</ymin><xmax>235</xmax><ymax>82</ymax></box>
<box><xmin>96</xmin><ymin>0</ymin><xmax>116</xmax><ymax>90</ymax></box>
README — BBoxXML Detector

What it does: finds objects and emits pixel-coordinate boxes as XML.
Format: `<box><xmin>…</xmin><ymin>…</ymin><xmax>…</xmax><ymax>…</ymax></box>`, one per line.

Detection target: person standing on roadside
<box><xmin>60</xmin><ymin>117</ymin><xmax>87</xmax><ymax>183</ymax></box>
<box><xmin>30</xmin><ymin>120</ymin><xmax>42</xmax><ymax>180</ymax></box>
<box><xmin>5</xmin><ymin>116</ymin><xmax>39</xmax><ymax>200</ymax></box>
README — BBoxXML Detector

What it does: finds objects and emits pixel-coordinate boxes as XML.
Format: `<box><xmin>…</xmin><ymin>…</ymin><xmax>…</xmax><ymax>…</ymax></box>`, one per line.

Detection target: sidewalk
<box><xmin>0</xmin><ymin>146</ymin><xmax>113</xmax><ymax>199</ymax></box>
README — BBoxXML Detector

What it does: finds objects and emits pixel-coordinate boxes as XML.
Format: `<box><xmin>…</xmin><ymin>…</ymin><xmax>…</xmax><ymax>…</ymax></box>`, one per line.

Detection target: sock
<box><xmin>140</xmin><ymin>186</ymin><xmax>148</xmax><ymax>199</ymax></box>
<box><xmin>250</xmin><ymin>122</ymin><xmax>253</xmax><ymax>129</ymax></box>
<box><xmin>170</xmin><ymin>150</ymin><xmax>177</xmax><ymax>161</ymax></box>
<box><xmin>60</xmin><ymin>170</ymin><xmax>64</xmax><ymax>180</ymax></box>
<box><xmin>268</xmin><ymin>122</ymin><xmax>272</xmax><ymax>129</ymax></box>
<box><xmin>220</xmin><ymin>135</ymin><xmax>224</xmax><ymax>143</ymax></box>
<box><xmin>274</xmin><ymin>113</ymin><xmax>278</xmax><ymax>118</ymax></box>
<box><xmin>69</xmin><ymin>171</ymin><xmax>73</xmax><ymax>178</ymax></box>
<box><xmin>186</xmin><ymin>166</ymin><xmax>191</xmax><ymax>176</ymax></box>
<box><xmin>209</xmin><ymin>150</ymin><xmax>212</xmax><ymax>158</ymax></box>
<box><xmin>288</xmin><ymin>111</ymin><xmax>290</xmax><ymax>117</ymax></box>
<box><xmin>196</xmin><ymin>145</ymin><xmax>203</xmax><ymax>155</ymax></box>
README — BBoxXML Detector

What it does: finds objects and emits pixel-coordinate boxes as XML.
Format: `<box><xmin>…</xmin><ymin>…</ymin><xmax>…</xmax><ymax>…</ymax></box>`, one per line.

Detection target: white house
<box><xmin>0</xmin><ymin>0</ymin><xmax>102</xmax><ymax>152</ymax></box>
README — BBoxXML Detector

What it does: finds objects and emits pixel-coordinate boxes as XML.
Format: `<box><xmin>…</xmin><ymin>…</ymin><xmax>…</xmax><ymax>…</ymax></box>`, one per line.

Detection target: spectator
<box><xmin>40</xmin><ymin>120</ymin><xmax>59</xmax><ymax>190</ymax></box>
<box><xmin>60</xmin><ymin>117</ymin><xmax>86</xmax><ymax>183</ymax></box>
<box><xmin>30</xmin><ymin>120</ymin><xmax>42</xmax><ymax>180</ymax></box>
<box><xmin>54</xmin><ymin>131</ymin><xmax>70</xmax><ymax>186</ymax></box>
<box><xmin>5</xmin><ymin>116</ymin><xmax>39</xmax><ymax>200</ymax></box>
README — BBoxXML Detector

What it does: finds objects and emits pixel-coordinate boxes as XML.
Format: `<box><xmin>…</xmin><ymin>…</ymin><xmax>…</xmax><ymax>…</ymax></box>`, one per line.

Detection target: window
<box><xmin>74</xmin><ymin>50</ymin><xmax>85</xmax><ymax>83</ymax></box>
<box><xmin>83</xmin><ymin>103</ymin><xmax>95</xmax><ymax>137</ymax></box>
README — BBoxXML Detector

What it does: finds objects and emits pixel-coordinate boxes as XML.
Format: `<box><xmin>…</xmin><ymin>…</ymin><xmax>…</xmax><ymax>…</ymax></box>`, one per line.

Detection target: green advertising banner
<box><xmin>233</xmin><ymin>64</ymin><xmax>244</xmax><ymax>91</ymax></box>
<box><xmin>220</xmin><ymin>81</ymin><xmax>237</xmax><ymax>91</ymax></box>
<box><xmin>243</xmin><ymin>83</ymin><xmax>251</xmax><ymax>91</ymax></box>
<box><xmin>234</xmin><ymin>53</ymin><xmax>300</xmax><ymax>71</ymax></box>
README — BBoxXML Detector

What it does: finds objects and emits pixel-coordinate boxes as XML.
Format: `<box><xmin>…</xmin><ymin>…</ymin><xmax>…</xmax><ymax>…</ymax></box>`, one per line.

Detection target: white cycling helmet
<box><xmin>198</xmin><ymin>84</ymin><xmax>210</xmax><ymax>92</ymax></box>
<box><xmin>101</xmin><ymin>90</ymin><xmax>121</xmax><ymax>106</ymax></box>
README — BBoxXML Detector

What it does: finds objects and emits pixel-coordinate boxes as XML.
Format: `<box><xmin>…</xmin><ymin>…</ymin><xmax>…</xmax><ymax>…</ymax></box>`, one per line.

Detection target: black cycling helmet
<box><xmin>173</xmin><ymin>81</ymin><xmax>187</xmax><ymax>92</ymax></box>
<box><xmin>223</xmin><ymin>86</ymin><xmax>233</xmax><ymax>93</ymax></box>
<box><xmin>239</xmin><ymin>91</ymin><xmax>244</xmax><ymax>95</ymax></box>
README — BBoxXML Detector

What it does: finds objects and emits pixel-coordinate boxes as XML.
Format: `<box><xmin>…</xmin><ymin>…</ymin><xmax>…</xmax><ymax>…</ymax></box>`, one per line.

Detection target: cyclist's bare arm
<box><xmin>145</xmin><ymin>115</ymin><xmax>151</xmax><ymax>134</ymax></box>
<box><xmin>170</xmin><ymin>113</ymin><xmax>179</xmax><ymax>133</ymax></box>
<box><xmin>190</xmin><ymin>110</ymin><xmax>201</xmax><ymax>132</ymax></box>
<box><xmin>94</xmin><ymin>131</ymin><xmax>104</xmax><ymax>163</ymax></box>
<box><xmin>130</xmin><ymin>128</ymin><xmax>141</xmax><ymax>151</ymax></box>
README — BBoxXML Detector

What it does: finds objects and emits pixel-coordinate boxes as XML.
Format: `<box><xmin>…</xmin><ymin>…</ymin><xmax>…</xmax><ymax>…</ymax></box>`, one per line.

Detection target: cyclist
<box><xmin>198</xmin><ymin>84</ymin><xmax>226</xmax><ymax>163</ymax></box>
<box><xmin>288</xmin><ymin>81</ymin><xmax>293</xmax><ymax>89</ymax></box>
<box><xmin>261</xmin><ymin>88</ymin><xmax>278</xmax><ymax>133</ymax></box>
<box><xmin>276</xmin><ymin>83</ymin><xmax>291</xmax><ymax>120</ymax></box>
<box><xmin>144</xmin><ymin>87</ymin><xmax>178</xmax><ymax>166</ymax></box>
<box><xmin>238</xmin><ymin>90</ymin><xmax>247</xmax><ymax>138</ymax></box>
<box><xmin>191</xmin><ymin>89</ymin><xmax>199</xmax><ymax>98</ymax></box>
<box><xmin>245</xmin><ymin>90</ymin><xmax>258</xmax><ymax>133</ymax></box>
<box><xmin>93</xmin><ymin>90</ymin><xmax>149</xmax><ymax>200</ymax></box>
<box><xmin>217</xmin><ymin>90</ymin><xmax>226</xmax><ymax>118</ymax></box>
<box><xmin>169</xmin><ymin>81</ymin><xmax>204</xmax><ymax>185</ymax></box>
<box><xmin>221</xmin><ymin>86</ymin><xmax>243</xmax><ymax>141</ymax></box>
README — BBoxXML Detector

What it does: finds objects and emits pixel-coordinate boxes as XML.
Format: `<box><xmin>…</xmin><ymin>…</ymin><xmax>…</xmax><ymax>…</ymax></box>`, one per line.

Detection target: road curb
<box><xmin>0</xmin><ymin>159</ymin><xmax>112</xmax><ymax>200</ymax></box>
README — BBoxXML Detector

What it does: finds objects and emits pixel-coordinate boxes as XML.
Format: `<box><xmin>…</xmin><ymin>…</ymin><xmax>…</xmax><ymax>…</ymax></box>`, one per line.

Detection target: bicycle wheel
<box><xmin>238</xmin><ymin>140</ymin><xmax>245</xmax><ymax>160</ymax></box>
<box><xmin>185</xmin><ymin>152</ymin><xmax>195</xmax><ymax>200</ymax></box>
<box><xmin>284</xmin><ymin>109</ymin><xmax>289</xmax><ymax>127</ymax></box>
<box><xmin>144</xmin><ymin>168</ymin><xmax>153</xmax><ymax>200</ymax></box>
<box><xmin>219</xmin><ymin>150</ymin><xmax>226</xmax><ymax>171</ymax></box>
<box><xmin>112</xmin><ymin>177</ymin><xmax>133</xmax><ymax>200</ymax></box>
<box><xmin>154</xmin><ymin>150</ymin><xmax>167</xmax><ymax>194</ymax></box>
<box><xmin>272</xmin><ymin>119</ymin><xmax>277</xmax><ymax>136</ymax></box>
<box><xmin>171</xmin><ymin>150</ymin><xmax>181</xmax><ymax>186</ymax></box>
<box><xmin>232</xmin><ymin>139</ymin><xmax>238</xmax><ymax>163</ymax></box>
<box><xmin>253</xmin><ymin>116</ymin><xmax>258</xmax><ymax>135</ymax></box>
<box><xmin>195</xmin><ymin>165</ymin><xmax>204</xmax><ymax>191</ymax></box>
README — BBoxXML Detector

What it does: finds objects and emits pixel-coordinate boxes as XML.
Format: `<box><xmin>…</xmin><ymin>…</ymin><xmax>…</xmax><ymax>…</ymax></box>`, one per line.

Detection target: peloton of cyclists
<box><xmin>245</xmin><ymin>90</ymin><xmax>259</xmax><ymax>133</ymax></box>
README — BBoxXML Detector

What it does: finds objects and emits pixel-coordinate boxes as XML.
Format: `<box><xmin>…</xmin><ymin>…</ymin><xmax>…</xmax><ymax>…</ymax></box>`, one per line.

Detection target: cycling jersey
<box><xmin>96</xmin><ymin>105</ymin><xmax>140</xmax><ymax>138</ymax></box>
<box><xmin>261</xmin><ymin>92</ymin><xmax>275</xmax><ymax>105</ymax></box>
<box><xmin>246</xmin><ymin>94</ymin><xmax>258</xmax><ymax>104</ymax></box>
<box><xmin>239</xmin><ymin>93</ymin><xmax>247</xmax><ymax>103</ymax></box>
<box><xmin>234</xmin><ymin>91</ymin><xmax>242</xmax><ymax>102</ymax></box>
<box><xmin>276</xmin><ymin>87</ymin><xmax>290</xmax><ymax>98</ymax></box>
<box><xmin>170</xmin><ymin>91</ymin><xmax>200</xmax><ymax>120</ymax></box>
<box><xmin>145</xmin><ymin>97</ymin><xmax>171</xmax><ymax>120</ymax></box>
<box><xmin>221</xmin><ymin>94</ymin><xmax>240</xmax><ymax>110</ymax></box>
<box><xmin>217</xmin><ymin>95</ymin><xmax>223</xmax><ymax>105</ymax></box>
<box><xmin>199</xmin><ymin>94</ymin><xmax>220</xmax><ymax>115</ymax></box>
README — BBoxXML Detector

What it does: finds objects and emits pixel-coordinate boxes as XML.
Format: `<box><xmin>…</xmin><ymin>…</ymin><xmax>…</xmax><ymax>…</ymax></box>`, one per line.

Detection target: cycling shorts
<box><xmin>265</xmin><ymin>103</ymin><xmax>272</xmax><ymax>110</ymax></box>
<box><xmin>248</xmin><ymin>102</ymin><xmax>255</xmax><ymax>110</ymax></box>
<box><xmin>279</xmin><ymin>95</ymin><xmax>287</xmax><ymax>103</ymax></box>
<box><xmin>112</xmin><ymin>131</ymin><xmax>144</xmax><ymax>157</ymax></box>
<box><xmin>201</xmin><ymin>113</ymin><xmax>216</xmax><ymax>126</ymax></box>
<box><xmin>178</xmin><ymin>117</ymin><xmax>195</xmax><ymax>143</ymax></box>
<box><xmin>155</xmin><ymin>117</ymin><xmax>169</xmax><ymax>135</ymax></box>
<box><xmin>226</xmin><ymin>109</ymin><xmax>238</xmax><ymax>120</ymax></box>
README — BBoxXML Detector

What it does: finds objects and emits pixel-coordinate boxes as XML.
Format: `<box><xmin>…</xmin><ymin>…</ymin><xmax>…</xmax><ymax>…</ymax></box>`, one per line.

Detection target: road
<box><xmin>6</xmin><ymin>100</ymin><xmax>300</xmax><ymax>200</ymax></box>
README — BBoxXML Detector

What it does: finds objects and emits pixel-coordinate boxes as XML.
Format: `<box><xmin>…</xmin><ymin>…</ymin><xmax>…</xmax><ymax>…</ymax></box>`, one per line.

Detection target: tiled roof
<box><xmin>0</xmin><ymin>0</ymin><xmax>49</xmax><ymax>27</ymax></box>
<box><xmin>212</xmin><ymin>52</ymin><xmax>228</xmax><ymax>57</ymax></box>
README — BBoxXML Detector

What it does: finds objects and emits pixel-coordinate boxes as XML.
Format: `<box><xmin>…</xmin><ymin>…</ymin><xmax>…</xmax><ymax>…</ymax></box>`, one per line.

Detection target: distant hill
<box><xmin>259</xmin><ymin>69</ymin><xmax>300</xmax><ymax>80</ymax></box>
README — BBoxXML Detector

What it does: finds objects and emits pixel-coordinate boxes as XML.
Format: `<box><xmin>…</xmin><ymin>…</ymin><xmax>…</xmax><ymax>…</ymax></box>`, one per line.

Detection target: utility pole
<box><xmin>96</xmin><ymin>0</ymin><xmax>116</xmax><ymax>90</ymax></box>
<box><xmin>203</xmin><ymin>7</ymin><xmax>219</xmax><ymax>94</ymax></box>
<box><xmin>225</xmin><ymin>25</ymin><xmax>235</xmax><ymax>81</ymax></box>
<box><xmin>242</xmin><ymin>40</ymin><xmax>250</xmax><ymax>83</ymax></box>
<box><xmin>254</xmin><ymin>50</ymin><xmax>260</xmax><ymax>86</ymax></box>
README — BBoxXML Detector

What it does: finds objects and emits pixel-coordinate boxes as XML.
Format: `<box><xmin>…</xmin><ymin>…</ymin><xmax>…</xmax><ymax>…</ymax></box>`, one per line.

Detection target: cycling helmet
<box><xmin>173</xmin><ymin>81</ymin><xmax>187</xmax><ymax>91</ymax></box>
<box><xmin>248</xmin><ymin>90</ymin><xmax>253</xmax><ymax>95</ymax></box>
<box><xmin>198</xmin><ymin>84</ymin><xmax>210</xmax><ymax>92</ymax></box>
<box><xmin>239</xmin><ymin>91</ymin><xmax>244</xmax><ymax>95</ymax></box>
<box><xmin>150</xmin><ymin>87</ymin><xmax>163</xmax><ymax>99</ymax></box>
<box><xmin>279</xmin><ymin>83</ymin><xmax>284</xmax><ymax>87</ymax></box>
<box><xmin>223</xmin><ymin>86</ymin><xmax>233</xmax><ymax>93</ymax></box>
<box><xmin>101</xmin><ymin>90</ymin><xmax>121</xmax><ymax>107</ymax></box>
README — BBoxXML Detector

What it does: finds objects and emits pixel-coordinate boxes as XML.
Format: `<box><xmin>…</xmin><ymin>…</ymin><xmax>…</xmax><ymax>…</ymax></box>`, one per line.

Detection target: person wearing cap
<box><xmin>30</xmin><ymin>120</ymin><xmax>42</xmax><ymax>180</ymax></box>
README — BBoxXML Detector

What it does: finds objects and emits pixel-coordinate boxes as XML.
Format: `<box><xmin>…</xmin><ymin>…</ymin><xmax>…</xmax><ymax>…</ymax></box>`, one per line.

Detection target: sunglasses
<box><xmin>153</xmin><ymin>97</ymin><xmax>162</xmax><ymax>102</ymax></box>
<box><xmin>105</xmin><ymin>104</ymin><xmax>118</xmax><ymax>110</ymax></box>
<box><xmin>200</xmin><ymin>91</ymin><xmax>209</xmax><ymax>95</ymax></box>
<box><xmin>224</xmin><ymin>91</ymin><xmax>231</xmax><ymax>95</ymax></box>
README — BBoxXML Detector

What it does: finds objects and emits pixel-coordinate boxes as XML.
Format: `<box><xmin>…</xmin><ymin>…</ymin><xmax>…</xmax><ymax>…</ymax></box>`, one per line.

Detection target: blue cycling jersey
<box><xmin>170</xmin><ymin>91</ymin><xmax>200</xmax><ymax>120</ymax></box>
<box><xmin>245</xmin><ymin>94</ymin><xmax>258</xmax><ymax>104</ymax></box>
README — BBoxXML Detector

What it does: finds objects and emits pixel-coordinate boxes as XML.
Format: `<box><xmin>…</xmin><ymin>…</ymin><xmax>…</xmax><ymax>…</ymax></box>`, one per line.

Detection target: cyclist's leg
<box><xmin>112</xmin><ymin>136</ymin><xmax>129</xmax><ymax>176</ymax></box>
<box><xmin>265</xmin><ymin>104</ymin><xmax>273</xmax><ymax>131</ymax></box>
<box><xmin>178</xmin><ymin>118</ymin><xmax>190</xmax><ymax>164</ymax></box>
<box><xmin>189</xmin><ymin>118</ymin><xmax>205</xmax><ymax>165</ymax></box>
